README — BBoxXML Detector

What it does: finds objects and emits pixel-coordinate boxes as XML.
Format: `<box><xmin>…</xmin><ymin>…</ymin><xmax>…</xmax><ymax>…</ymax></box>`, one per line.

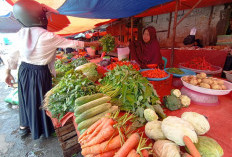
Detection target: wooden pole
<box><xmin>177</xmin><ymin>0</ymin><xmax>203</xmax><ymax>26</ymax></box>
<box><xmin>171</xmin><ymin>0</ymin><xmax>179</xmax><ymax>67</ymax></box>
<box><xmin>167</xmin><ymin>12</ymin><xmax>172</xmax><ymax>38</ymax></box>
<box><xmin>131</xmin><ymin>17</ymin><xmax>134</xmax><ymax>42</ymax></box>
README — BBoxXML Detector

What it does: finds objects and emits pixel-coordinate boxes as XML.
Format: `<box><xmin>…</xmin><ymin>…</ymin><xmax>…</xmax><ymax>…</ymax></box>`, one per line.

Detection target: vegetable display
<box><xmin>141</xmin><ymin>69</ymin><xmax>168</xmax><ymax>78</ymax></box>
<box><xmin>182</xmin><ymin>73</ymin><xmax>227</xmax><ymax>90</ymax></box>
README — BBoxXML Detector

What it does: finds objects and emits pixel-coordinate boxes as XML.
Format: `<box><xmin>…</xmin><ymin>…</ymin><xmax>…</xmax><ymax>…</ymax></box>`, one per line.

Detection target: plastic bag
<box><xmin>4</xmin><ymin>88</ymin><xmax>19</xmax><ymax>105</ymax></box>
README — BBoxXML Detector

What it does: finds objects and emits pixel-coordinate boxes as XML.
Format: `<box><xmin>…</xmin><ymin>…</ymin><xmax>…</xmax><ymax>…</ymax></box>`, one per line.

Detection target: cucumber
<box><xmin>75</xmin><ymin>93</ymin><xmax>104</xmax><ymax>107</ymax></box>
<box><xmin>77</xmin><ymin>106</ymin><xmax>118</xmax><ymax>131</ymax></box>
<box><xmin>74</xmin><ymin>96</ymin><xmax>111</xmax><ymax>116</ymax></box>
<box><xmin>75</xmin><ymin>103</ymin><xmax>112</xmax><ymax>124</ymax></box>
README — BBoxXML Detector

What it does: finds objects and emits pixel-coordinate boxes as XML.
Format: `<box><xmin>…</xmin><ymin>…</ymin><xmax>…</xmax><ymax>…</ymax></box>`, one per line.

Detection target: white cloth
<box><xmin>6</xmin><ymin>27</ymin><xmax>84</xmax><ymax>76</ymax></box>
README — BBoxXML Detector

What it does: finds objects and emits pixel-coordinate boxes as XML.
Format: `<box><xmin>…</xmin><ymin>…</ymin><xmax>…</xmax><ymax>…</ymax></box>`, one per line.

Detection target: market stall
<box><xmin>43</xmin><ymin>52</ymin><xmax>232</xmax><ymax>156</ymax></box>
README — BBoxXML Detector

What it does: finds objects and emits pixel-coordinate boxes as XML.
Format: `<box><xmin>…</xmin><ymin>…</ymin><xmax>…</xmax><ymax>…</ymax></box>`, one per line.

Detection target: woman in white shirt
<box><xmin>5</xmin><ymin>0</ymin><xmax>98</xmax><ymax>139</ymax></box>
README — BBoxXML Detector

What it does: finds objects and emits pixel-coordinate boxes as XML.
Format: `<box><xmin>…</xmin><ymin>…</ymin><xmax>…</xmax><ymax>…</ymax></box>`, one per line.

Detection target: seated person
<box><xmin>129</xmin><ymin>26</ymin><xmax>163</xmax><ymax>69</ymax></box>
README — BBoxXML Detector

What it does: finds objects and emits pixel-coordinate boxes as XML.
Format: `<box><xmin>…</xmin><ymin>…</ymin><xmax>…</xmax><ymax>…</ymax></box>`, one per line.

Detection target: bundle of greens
<box><xmin>75</xmin><ymin>62</ymin><xmax>100</xmax><ymax>82</ymax></box>
<box><xmin>99</xmin><ymin>65</ymin><xmax>166</xmax><ymax>122</ymax></box>
<box><xmin>99</xmin><ymin>34</ymin><xmax>115</xmax><ymax>53</ymax></box>
<box><xmin>71</xmin><ymin>57</ymin><xmax>89</xmax><ymax>68</ymax></box>
<box><xmin>45</xmin><ymin>70</ymin><xmax>98</xmax><ymax>120</ymax></box>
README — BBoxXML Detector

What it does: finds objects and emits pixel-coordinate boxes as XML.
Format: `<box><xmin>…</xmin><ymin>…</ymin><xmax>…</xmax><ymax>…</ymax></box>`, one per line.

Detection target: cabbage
<box><xmin>145</xmin><ymin>121</ymin><xmax>166</xmax><ymax>140</ymax></box>
<box><xmin>153</xmin><ymin>140</ymin><xmax>181</xmax><ymax>157</ymax></box>
<box><xmin>161</xmin><ymin>116</ymin><xmax>198</xmax><ymax>146</ymax></box>
<box><xmin>181</xmin><ymin>112</ymin><xmax>210</xmax><ymax>135</ymax></box>
<box><xmin>193</xmin><ymin>136</ymin><xmax>224</xmax><ymax>157</ymax></box>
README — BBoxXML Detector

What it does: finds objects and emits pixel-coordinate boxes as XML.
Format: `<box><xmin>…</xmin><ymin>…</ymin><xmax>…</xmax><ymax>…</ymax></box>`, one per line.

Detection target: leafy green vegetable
<box><xmin>99</xmin><ymin>65</ymin><xmax>165</xmax><ymax>121</ymax></box>
<box><xmin>99</xmin><ymin>34</ymin><xmax>115</xmax><ymax>53</ymax></box>
<box><xmin>166</xmin><ymin>68</ymin><xmax>184</xmax><ymax>74</ymax></box>
<box><xmin>47</xmin><ymin>70</ymin><xmax>98</xmax><ymax>120</ymax></box>
<box><xmin>75</xmin><ymin>62</ymin><xmax>99</xmax><ymax>82</ymax></box>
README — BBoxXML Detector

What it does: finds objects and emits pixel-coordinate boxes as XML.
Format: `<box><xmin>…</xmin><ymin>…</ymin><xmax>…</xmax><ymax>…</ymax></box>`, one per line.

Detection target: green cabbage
<box><xmin>193</xmin><ymin>136</ymin><xmax>224</xmax><ymax>157</ymax></box>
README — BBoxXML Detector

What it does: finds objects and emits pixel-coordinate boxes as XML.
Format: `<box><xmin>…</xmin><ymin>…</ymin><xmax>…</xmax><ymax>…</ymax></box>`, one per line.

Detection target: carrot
<box><xmin>85</xmin><ymin>118</ymin><xmax>115</xmax><ymax>143</ymax></box>
<box><xmin>114</xmin><ymin>133</ymin><xmax>140</xmax><ymax>157</ymax></box>
<box><xmin>79</xmin><ymin>118</ymin><xmax>104</xmax><ymax>140</ymax></box>
<box><xmin>82</xmin><ymin>125</ymin><xmax>116</xmax><ymax>148</ymax></box>
<box><xmin>78</xmin><ymin>118</ymin><xmax>103</xmax><ymax>142</ymax></box>
<box><xmin>82</xmin><ymin>134</ymin><xmax>124</xmax><ymax>156</ymax></box>
<box><xmin>141</xmin><ymin>149</ymin><xmax>149</xmax><ymax>157</ymax></box>
<box><xmin>95</xmin><ymin>148</ymin><xmax>119</xmax><ymax>157</ymax></box>
<box><xmin>85</xmin><ymin>155</ymin><xmax>94</xmax><ymax>157</ymax></box>
<box><xmin>127</xmin><ymin>149</ymin><xmax>140</xmax><ymax>157</ymax></box>
<box><xmin>183</xmin><ymin>136</ymin><xmax>201</xmax><ymax>157</ymax></box>
<box><xmin>182</xmin><ymin>153</ymin><xmax>193</xmax><ymax>157</ymax></box>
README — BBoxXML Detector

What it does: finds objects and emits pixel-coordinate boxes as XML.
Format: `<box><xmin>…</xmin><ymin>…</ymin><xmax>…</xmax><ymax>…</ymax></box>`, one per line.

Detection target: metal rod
<box><xmin>171</xmin><ymin>0</ymin><xmax>179</xmax><ymax>67</ymax></box>
<box><xmin>177</xmin><ymin>0</ymin><xmax>203</xmax><ymax>26</ymax></box>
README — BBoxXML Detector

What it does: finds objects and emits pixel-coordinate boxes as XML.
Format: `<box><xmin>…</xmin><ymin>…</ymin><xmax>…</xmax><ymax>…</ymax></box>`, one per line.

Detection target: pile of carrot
<box><xmin>141</xmin><ymin>69</ymin><xmax>168</xmax><ymax>78</ymax></box>
<box><xmin>107</xmin><ymin>61</ymin><xmax>140</xmax><ymax>71</ymax></box>
<box><xmin>78</xmin><ymin>116</ymin><xmax>150</xmax><ymax>157</ymax></box>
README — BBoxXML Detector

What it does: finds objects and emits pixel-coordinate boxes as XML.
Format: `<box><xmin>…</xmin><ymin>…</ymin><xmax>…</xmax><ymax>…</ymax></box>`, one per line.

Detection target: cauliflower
<box><xmin>171</xmin><ymin>89</ymin><xmax>181</xmax><ymax>97</ymax></box>
<box><xmin>145</xmin><ymin>121</ymin><xmax>166</xmax><ymax>140</ymax></box>
<box><xmin>181</xmin><ymin>112</ymin><xmax>210</xmax><ymax>135</ymax></box>
<box><xmin>180</xmin><ymin>95</ymin><xmax>191</xmax><ymax>107</ymax></box>
<box><xmin>144</xmin><ymin>108</ymin><xmax>158</xmax><ymax>122</ymax></box>
<box><xmin>161</xmin><ymin>116</ymin><xmax>198</xmax><ymax>146</ymax></box>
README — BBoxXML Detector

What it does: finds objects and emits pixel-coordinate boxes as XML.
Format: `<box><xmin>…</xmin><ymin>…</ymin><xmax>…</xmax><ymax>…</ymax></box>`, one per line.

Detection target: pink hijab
<box><xmin>129</xmin><ymin>26</ymin><xmax>162</xmax><ymax>69</ymax></box>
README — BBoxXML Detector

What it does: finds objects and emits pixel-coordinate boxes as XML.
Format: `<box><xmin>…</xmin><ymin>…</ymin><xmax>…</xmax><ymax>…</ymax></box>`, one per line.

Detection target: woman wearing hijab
<box><xmin>129</xmin><ymin>26</ymin><xmax>163</xmax><ymax>69</ymax></box>
<box><xmin>4</xmin><ymin>0</ymin><xmax>98</xmax><ymax>140</ymax></box>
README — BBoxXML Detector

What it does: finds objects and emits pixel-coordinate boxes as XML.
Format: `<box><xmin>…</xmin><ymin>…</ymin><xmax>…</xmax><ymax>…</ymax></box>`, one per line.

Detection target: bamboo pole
<box><xmin>171</xmin><ymin>0</ymin><xmax>179</xmax><ymax>67</ymax></box>
<box><xmin>177</xmin><ymin>0</ymin><xmax>203</xmax><ymax>26</ymax></box>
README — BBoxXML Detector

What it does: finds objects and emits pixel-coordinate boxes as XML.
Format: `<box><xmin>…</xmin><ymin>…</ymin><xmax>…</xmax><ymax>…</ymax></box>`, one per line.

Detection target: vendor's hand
<box><xmin>5</xmin><ymin>74</ymin><xmax>15</xmax><ymax>87</ymax></box>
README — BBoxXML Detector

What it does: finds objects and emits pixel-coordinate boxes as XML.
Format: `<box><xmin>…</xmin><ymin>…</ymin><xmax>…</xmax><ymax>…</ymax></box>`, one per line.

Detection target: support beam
<box><xmin>167</xmin><ymin>12</ymin><xmax>172</xmax><ymax>38</ymax></box>
<box><xmin>171</xmin><ymin>0</ymin><xmax>179</xmax><ymax>67</ymax></box>
<box><xmin>131</xmin><ymin>17</ymin><xmax>134</xmax><ymax>42</ymax></box>
<box><xmin>177</xmin><ymin>0</ymin><xmax>203</xmax><ymax>26</ymax></box>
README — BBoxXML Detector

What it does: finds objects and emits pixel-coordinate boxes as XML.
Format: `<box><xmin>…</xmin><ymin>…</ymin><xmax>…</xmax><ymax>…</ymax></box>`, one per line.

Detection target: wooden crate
<box><xmin>55</xmin><ymin>119</ymin><xmax>81</xmax><ymax>157</ymax></box>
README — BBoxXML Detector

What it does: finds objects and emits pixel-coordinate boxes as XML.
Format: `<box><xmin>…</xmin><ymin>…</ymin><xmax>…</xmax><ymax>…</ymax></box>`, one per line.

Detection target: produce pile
<box><xmin>99</xmin><ymin>34</ymin><xmax>115</xmax><ymax>53</ymax></box>
<box><xmin>141</xmin><ymin>69</ymin><xmax>168</xmax><ymax>78</ymax></box>
<box><xmin>74</xmin><ymin>94</ymin><xmax>118</xmax><ymax>133</ymax></box>
<box><xmin>53</xmin><ymin>57</ymin><xmax>89</xmax><ymax>85</ymax></box>
<box><xmin>78</xmin><ymin>112</ymin><xmax>151</xmax><ymax>157</ymax></box>
<box><xmin>144</xmin><ymin>111</ymin><xmax>224</xmax><ymax>157</ymax></box>
<box><xmin>107</xmin><ymin>61</ymin><xmax>140</xmax><ymax>71</ymax></box>
<box><xmin>182</xmin><ymin>72</ymin><xmax>227</xmax><ymax>90</ymax></box>
<box><xmin>181</xmin><ymin>57</ymin><xmax>217</xmax><ymax>71</ymax></box>
<box><xmin>44</xmin><ymin>69</ymin><xmax>98</xmax><ymax>120</ymax></box>
<box><xmin>163</xmin><ymin>89</ymin><xmax>191</xmax><ymax>111</ymax></box>
<box><xmin>99</xmin><ymin>65</ymin><xmax>166</xmax><ymax>123</ymax></box>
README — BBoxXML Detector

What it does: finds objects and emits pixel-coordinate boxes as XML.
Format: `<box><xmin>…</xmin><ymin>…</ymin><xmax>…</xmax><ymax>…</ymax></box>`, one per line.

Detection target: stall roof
<box><xmin>3</xmin><ymin>0</ymin><xmax>231</xmax><ymax>35</ymax></box>
<box><xmin>135</xmin><ymin>0</ymin><xmax>232</xmax><ymax>17</ymax></box>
